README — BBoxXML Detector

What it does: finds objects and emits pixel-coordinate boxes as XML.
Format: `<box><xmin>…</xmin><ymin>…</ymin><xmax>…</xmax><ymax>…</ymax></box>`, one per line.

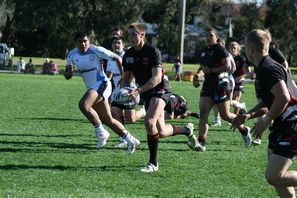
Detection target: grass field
<box><xmin>0</xmin><ymin>73</ymin><xmax>296</xmax><ymax>197</ymax></box>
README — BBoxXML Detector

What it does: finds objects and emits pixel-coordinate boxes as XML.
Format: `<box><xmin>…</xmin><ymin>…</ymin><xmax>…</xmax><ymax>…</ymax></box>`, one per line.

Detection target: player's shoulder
<box><xmin>67</xmin><ymin>48</ymin><xmax>79</xmax><ymax>58</ymax></box>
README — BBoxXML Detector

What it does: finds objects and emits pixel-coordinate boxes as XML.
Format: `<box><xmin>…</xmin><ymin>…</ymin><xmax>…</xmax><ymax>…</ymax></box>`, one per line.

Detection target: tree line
<box><xmin>0</xmin><ymin>0</ymin><xmax>296</xmax><ymax>65</ymax></box>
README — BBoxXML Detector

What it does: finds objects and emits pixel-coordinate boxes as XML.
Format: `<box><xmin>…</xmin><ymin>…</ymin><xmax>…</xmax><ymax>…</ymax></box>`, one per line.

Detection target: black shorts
<box><xmin>200</xmin><ymin>74</ymin><xmax>231</xmax><ymax>104</ymax></box>
<box><xmin>143</xmin><ymin>92</ymin><xmax>172</xmax><ymax>110</ymax></box>
<box><xmin>234</xmin><ymin>80</ymin><xmax>245</xmax><ymax>93</ymax></box>
<box><xmin>268</xmin><ymin>121</ymin><xmax>297</xmax><ymax>160</ymax></box>
<box><xmin>111</xmin><ymin>102</ymin><xmax>136</xmax><ymax>110</ymax></box>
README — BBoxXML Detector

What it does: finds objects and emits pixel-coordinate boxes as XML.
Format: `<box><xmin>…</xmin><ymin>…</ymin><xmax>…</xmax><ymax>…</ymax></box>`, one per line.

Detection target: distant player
<box><xmin>64</xmin><ymin>31</ymin><xmax>140</xmax><ymax>153</ymax></box>
<box><xmin>190</xmin><ymin>28</ymin><xmax>252</xmax><ymax>152</ymax></box>
<box><xmin>164</xmin><ymin>93</ymin><xmax>200</xmax><ymax>120</ymax></box>
<box><xmin>229</xmin><ymin>41</ymin><xmax>246</xmax><ymax>115</ymax></box>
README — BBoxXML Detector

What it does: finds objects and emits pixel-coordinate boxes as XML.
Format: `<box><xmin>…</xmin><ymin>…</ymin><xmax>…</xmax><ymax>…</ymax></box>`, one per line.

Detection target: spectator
<box><xmin>42</xmin><ymin>59</ymin><xmax>51</xmax><ymax>74</ymax></box>
<box><xmin>16</xmin><ymin>57</ymin><xmax>25</xmax><ymax>72</ymax></box>
<box><xmin>24</xmin><ymin>58</ymin><xmax>35</xmax><ymax>74</ymax></box>
<box><xmin>50</xmin><ymin>60</ymin><xmax>59</xmax><ymax>75</ymax></box>
<box><xmin>172</xmin><ymin>55</ymin><xmax>182</xmax><ymax>81</ymax></box>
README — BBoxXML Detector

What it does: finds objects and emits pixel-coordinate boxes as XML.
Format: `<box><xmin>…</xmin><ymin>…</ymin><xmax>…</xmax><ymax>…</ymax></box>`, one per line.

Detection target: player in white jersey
<box><xmin>64</xmin><ymin>31</ymin><xmax>140</xmax><ymax>153</ymax></box>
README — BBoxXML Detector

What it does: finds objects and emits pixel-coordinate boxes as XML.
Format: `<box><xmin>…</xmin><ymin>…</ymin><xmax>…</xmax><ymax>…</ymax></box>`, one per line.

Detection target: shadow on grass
<box><xmin>0</xmin><ymin>133</ymin><xmax>83</xmax><ymax>138</ymax></box>
<box><xmin>16</xmin><ymin>117</ymin><xmax>88</xmax><ymax>123</ymax></box>
<box><xmin>0</xmin><ymin>164</ymin><xmax>139</xmax><ymax>171</ymax></box>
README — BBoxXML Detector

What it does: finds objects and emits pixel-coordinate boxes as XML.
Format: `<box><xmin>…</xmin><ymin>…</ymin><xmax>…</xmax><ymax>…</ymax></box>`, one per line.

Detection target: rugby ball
<box><xmin>111</xmin><ymin>87</ymin><xmax>140</xmax><ymax>105</ymax></box>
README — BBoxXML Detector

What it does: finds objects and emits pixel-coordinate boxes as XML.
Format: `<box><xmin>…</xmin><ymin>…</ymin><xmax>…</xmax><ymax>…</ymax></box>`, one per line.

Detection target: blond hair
<box><xmin>229</xmin><ymin>41</ymin><xmax>241</xmax><ymax>52</ymax></box>
<box><xmin>245</xmin><ymin>29</ymin><xmax>270</xmax><ymax>55</ymax></box>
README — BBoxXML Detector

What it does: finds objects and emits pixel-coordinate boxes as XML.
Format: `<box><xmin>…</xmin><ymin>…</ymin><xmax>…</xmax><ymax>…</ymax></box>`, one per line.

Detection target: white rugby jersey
<box><xmin>67</xmin><ymin>45</ymin><xmax>115</xmax><ymax>89</ymax></box>
<box><xmin>106</xmin><ymin>51</ymin><xmax>125</xmax><ymax>88</ymax></box>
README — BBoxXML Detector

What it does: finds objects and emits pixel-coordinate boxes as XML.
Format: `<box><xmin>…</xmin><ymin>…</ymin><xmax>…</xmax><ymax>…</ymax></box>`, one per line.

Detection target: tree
<box><xmin>265</xmin><ymin>0</ymin><xmax>297</xmax><ymax>65</ymax></box>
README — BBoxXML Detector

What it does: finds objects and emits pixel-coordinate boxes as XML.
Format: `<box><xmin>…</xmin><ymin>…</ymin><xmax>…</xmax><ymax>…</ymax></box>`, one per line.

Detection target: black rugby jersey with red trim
<box><xmin>123</xmin><ymin>44</ymin><xmax>171</xmax><ymax>98</ymax></box>
<box><xmin>255</xmin><ymin>56</ymin><xmax>297</xmax><ymax>125</ymax></box>
<box><xmin>199</xmin><ymin>44</ymin><xmax>229</xmax><ymax>85</ymax></box>
<box><xmin>232</xmin><ymin>54</ymin><xmax>246</xmax><ymax>78</ymax></box>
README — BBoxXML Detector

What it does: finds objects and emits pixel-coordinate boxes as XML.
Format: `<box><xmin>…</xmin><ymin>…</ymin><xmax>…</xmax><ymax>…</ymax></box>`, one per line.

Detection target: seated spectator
<box><xmin>50</xmin><ymin>60</ymin><xmax>59</xmax><ymax>75</ymax></box>
<box><xmin>42</xmin><ymin>59</ymin><xmax>51</xmax><ymax>74</ymax></box>
<box><xmin>24</xmin><ymin>58</ymin><xmax>35</xmax><ymax>74</ymax></box>
<box><xmin>16</xmin><ymin>57</ymin><xmax>26</xmax><ymax>73</ymax></box>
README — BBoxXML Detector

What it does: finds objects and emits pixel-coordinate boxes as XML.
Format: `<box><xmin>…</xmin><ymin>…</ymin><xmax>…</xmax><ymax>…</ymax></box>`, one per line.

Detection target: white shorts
<box><xmin>89</xmin><ymin>80</ymin><xmax>112</xmax><ymax>101</ymax></box>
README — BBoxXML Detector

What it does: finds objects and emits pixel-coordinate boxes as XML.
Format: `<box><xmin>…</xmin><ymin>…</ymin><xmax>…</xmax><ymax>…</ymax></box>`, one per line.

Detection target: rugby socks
<box><xmin>172</xmin><ymin>125</ymin><xmax>191</xmax><ymax>136</ymax></box>
<box><xmin>198</xmin><ymin>135</ymin><xmax>206</xmax><ymax>146</ymax></box>
<box><xmin>122</xmin><ymin>132</ymin><xmax>135</xmax><ymax>144</ymax></box>
<box><xmin>94</xmin><ymin>123</ymin><xmax>104</xmax><ymax>134</ymax></box>
<box><xmin>148</xmin><ymin>133</ymin><xmax>159</xmax><ymax>166</ymax></box>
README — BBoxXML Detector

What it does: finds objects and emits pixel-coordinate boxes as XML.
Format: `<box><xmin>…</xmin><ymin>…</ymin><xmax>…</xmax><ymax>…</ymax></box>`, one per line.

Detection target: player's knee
<box><xmin>145</xmin><ymin>117</ymin><xmax>155</xmax><ymax>130</ymax></box>
<box><xmin>126</xmin><ymin>116</ymin><xmax>137</xmax><ymax>123</ymax></box>
<box><xmin>265</xmin><ymin>170</ymin><xmax>281</xmax><ymax>185</ymax></box>
<box><xmin>78</xmin><ymin>100</ymin><xmax>87</xmax><ymax>112</ymax></box>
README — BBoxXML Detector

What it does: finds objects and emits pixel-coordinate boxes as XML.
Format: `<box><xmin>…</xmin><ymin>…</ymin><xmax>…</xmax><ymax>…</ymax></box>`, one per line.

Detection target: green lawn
<box><xmin>0</xmin><ymin>73</ymin><xmax>295</xmax><ymax>197</ymax></box>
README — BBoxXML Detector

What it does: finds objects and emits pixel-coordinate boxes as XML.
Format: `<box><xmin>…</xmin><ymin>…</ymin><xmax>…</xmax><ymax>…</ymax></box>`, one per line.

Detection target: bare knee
<box><xmin>219</xmin><ymin>111</ymin><xmax>229</xmax><ymax>121</ymax></box>
<box><xmin>126</xmin><ymin>116</ymin><xmax>137</xmax><ymax>123</ymax></box>
<box><xmin>79</xmin><ymin>100</ymin><xmax>88</xmax><ymax>113</ymax></box>
<box><xmin>265</xmin><ymin>170</ymin><xmax>282</xmax><ymax>186</ymax></box>
<box><xmin>145</xmin><ymin>117</ymin><xmax>155</xmax><ymax>130</ymax></box>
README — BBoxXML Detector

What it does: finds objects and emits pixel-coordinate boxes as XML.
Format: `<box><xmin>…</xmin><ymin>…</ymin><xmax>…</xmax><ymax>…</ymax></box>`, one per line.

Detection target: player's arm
<box><xmin>121</xmin><ymin>71</ymin><xmax>134</xmax><ymax>88</ymax></box>
<box><xmin>113</xmin><ymin>54</ymin><xmax>123</xmax><ymax>76</ymax></box>
<box><xmin>130</xmin><ymin>66</ymin><xmax>162</xmax><ymax>100</ymax></box>
<box><xmin>208</xmin><ymin>57</ymin><xmax>231</xmax><ymax>73</ymax></box>
<box><xmin>193</xmin><ymin>66</ymin><xmax>203</xmax><ymax>87</ymax></box>
<box><xmin>251</xmin><ymin>80</ymin><xmax>290</xmax><ymax>139</ymax></box>
<box><xmin>231</xmin><ymin>101</ymin><xmax>268</xmax><ymax>130</ymax></box>
<box><xmin>135</xmin><ymin>66</ymin><xmax>162</xmax><ymax>95</ymax></box>
<box><xmin>64</xmin><ymin>64</ymin><xmax>74</xmax><ymax>80</ymax></box>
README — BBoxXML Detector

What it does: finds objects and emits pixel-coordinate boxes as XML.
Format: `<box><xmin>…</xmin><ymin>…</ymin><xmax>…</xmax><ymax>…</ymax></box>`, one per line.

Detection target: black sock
<box><xmin>172</xmin><ymin>124</ymin><xmax>190</xmax><ymax>136</ymax></box>
<box><xmin>198</xmin><ymin>135</ymin><xmax>206</xmax><ymax>146</ymax></box>
<box><xmin>148</xmin><ymin>134</ymin><xmax>159</xmax><ymax>166</ymax></box>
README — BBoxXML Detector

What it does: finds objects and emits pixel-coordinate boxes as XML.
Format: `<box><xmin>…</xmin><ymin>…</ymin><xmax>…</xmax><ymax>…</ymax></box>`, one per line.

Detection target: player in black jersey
<box><xmin>233</xmin><ymin>29</ymin><xmax>297</xmax><ymax>197</ymax></box>
<box><xmin>190</xmin><ymin>28</ymin><xmax>252</xmax><ymax>152</ymax></box>
<box><xmin>244</xmin><ymin>29</ymin><xmax>292</xmax><ymax>145</ymax></box>
<box><xmin>122</xmin><ymin>23</ymin><xmax>197</xmax><ymax>173</ymax></box>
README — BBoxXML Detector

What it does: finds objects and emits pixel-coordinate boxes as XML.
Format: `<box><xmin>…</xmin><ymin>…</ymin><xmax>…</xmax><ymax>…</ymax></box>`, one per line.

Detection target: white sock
<box><xmin>122</xmin><ymin>132</ymin><xmax>135</xmax><ymax>144</ymax></box>
<box><xmin>95</xmin><ymin>123</ymin><xmax>105</xmax><ymax>135</ymax></box>
<box><xmin>140</xmin><ymin>108</ymin><xmax>146</xmax><ymax>118</ymax></box>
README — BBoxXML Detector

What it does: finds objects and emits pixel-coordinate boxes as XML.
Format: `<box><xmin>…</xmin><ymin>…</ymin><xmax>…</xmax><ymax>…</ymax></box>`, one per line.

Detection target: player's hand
<box><xmin>230</xmin><ymin>114</ymin><xmax>249</xmax><ymax>131</ymax></box>
<box><xmin>251</xmin><ymin>115</ymin><xmax>271</xmax><ymax>139</ymax></box>
<box><xmin>248</xmin><ymin>71</ymin><xmax>256</xmax><ymax>80</ymax></box>
<box><xmin>64</xmin><ymin>64</ymin><xmax>74</xmax><ymax>80</ymax></box>
<box><xmin>193</xmin><ymin>74</ymin><xmax>200</xmax><ymax>88</ymax></box>
<box><xmin>130</xmin><ymin>88</ymin><xmax>141</xmax><ymax>101</ymax></box>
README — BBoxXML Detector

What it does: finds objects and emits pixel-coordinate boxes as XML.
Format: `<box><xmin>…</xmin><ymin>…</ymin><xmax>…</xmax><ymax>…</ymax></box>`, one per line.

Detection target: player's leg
<box><xmin>78</xmin><ymin>89</ymin><xmax>103</xmax><ymax>126</ymax></box>
<box><xmin>111</xmin><ymin>105</ymin><xmax>124</xmax><ymax>124</ymax></box>
<box><xmin>212</xmin><ymin>105</ymin><xmax>221</xmax><ymax>126</ymax></box>
<box><xmin>78</xmin><ymin>89</ymin><xmax>110</xmax><ymax>148</ymax></box>
<box><xmin>141</xmin><ymin>97</ymin><xmax>165</xmax><ymax>173</ymax></box>
<box><xmin>196</xmin><ymin>96</ymin><xmax>214</xmax><ymax>151</ymax></box>
<box><xmin>266</xmin><ymin>149</ymin><xmax>297</xmax><ymax>197</ymax></box>
<box><xmin>217</xmin><ymin>100</ymin><xmax>251</xmax><ymax>147</ymax></box>
<box><xmin>95</xmin><ymin>100</ymin><xmax>140</xmax><ymax>153</ymax></box>
<box><xmin>232</xmin><ymin>90</ymin><xmax>242</xmax><ymax>114</ymax></box>
<box><xmin>125</xmin><ymin>107</ymin><xmax>145</xmax><ymax>123</ymax></box>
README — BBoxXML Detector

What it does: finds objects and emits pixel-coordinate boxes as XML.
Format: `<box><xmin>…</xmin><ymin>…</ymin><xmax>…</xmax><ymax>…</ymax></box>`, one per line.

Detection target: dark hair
<box><xmin>206</xmin><ymin>28</ymin><xmax>218</xmax><ymax>36</ymax></box>
<box><xmin>74</xmin><ymin>31</ymin><xmax>89</xmax><ymax>41</ymax></box>
<box><xmin>111</xmin><ymin>27</ymin><xmax>123</xmax><ymax>36</ymax></box>
<box><xmin>111</xmin><ymin>36</ymin><xmax>124</xmax><ymax>43</ymax></box>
